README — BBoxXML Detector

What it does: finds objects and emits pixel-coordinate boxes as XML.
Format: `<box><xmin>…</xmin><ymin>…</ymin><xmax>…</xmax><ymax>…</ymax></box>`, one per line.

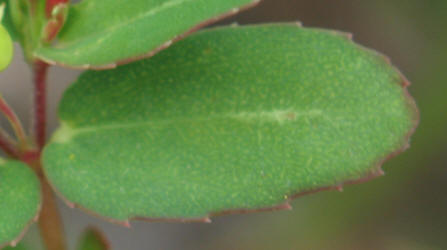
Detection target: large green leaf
<box><xmin>42</xmin><ymin>24</ymin><xmax>417</xmax><ymax>222</ymax></box>
<box><xmin>0</xmin><ymin>159</ymin><xmax>41</xmax><ymax>247</ymax></box>
<box><xmin>34</xmin><ymin>0</ymin><xmax>259</xmax><ymax>69</ymax></box>
<box><xmin>77</xmin><ymin>228</ymin><xmax>109</xmax><ymax>250</ymax></box>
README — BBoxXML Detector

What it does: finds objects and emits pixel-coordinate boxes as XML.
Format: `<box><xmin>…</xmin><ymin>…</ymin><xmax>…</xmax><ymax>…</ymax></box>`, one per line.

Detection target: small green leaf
<box><xmin>77</xmin><ymin>228</ymin><xmax>109</xmax><ymax>250</ymax></box>
<box><xmin>43</xmin><ymin>24</ymin><xmax>417</xmax><ymax>221</ymax></box>
<box><xmin>34</xmin><ymin>0</ymin><xmax>259</xmax><ymax>69</ymax></box>
<box><xmin>0</xmin><ymin>159</ymin><xmax>41</xmax><ymax>247</ymax></box>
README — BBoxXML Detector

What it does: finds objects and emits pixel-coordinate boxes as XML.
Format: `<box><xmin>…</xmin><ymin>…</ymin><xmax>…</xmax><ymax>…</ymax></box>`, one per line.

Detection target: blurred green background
<box><xmin>1</xmin><ymin>0</ymin><xmax>446</xmax><ymax>249</ymax></box>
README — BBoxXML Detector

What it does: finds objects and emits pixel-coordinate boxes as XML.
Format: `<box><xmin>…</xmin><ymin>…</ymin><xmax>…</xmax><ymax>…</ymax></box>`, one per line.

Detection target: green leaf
<box><xmin>0</xmin><ymin>159</ymin><xmax>41</xmax><ymax>247</ymax></box>
<box><xmin>42</xmin><ymin>24</ymin><xmax>417</xmax><ymax>221</ymax></box>
<box><xmin>34</xmin><ymin>0</ymin><xmax>259</xmax><ymax>69</ymax></box>
<box><xmin>77</xmin><ymin>228</ymin><xmax>109</xmax><ymax>250</ymax></box>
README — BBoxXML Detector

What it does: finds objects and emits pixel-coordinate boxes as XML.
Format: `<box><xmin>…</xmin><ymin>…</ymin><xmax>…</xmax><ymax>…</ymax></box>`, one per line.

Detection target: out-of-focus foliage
<box><xmin>77</xmin><ymin>228</ymin><xmax>109</xmax><ymax>250</ymax></box>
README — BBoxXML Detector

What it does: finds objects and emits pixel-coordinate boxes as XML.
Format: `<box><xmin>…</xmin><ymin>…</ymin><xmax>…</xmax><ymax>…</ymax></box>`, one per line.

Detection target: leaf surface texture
<box><xmin>0</xmin><ymin>160</ymin><xmax>40</xmax><ymax>247</ymax></box>
<box><xmin>43</xmin><ymin>25</ymin><xmax>417</xmax><ymax>220</ymax></box>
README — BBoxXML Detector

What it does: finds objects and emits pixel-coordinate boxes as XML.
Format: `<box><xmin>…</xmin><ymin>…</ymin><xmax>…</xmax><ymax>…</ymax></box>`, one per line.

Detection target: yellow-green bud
<box><xmin>0</xmin><ymin>24</ymin><xmax>13</xmax><ymax>71</ymax></box>
<box><xmin>0</xmin><ymin>3</ymin><xmax>13</xmax><ymax>72</ymax></box>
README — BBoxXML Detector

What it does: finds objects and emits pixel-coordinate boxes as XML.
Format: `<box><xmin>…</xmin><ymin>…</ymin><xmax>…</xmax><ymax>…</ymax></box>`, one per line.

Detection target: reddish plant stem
<box><xmin>38</xmin><ymin>171</ymin><xmax>67</xmax><ymax>250</ymax></box>
<box><xmin>30</xmin><ymin>0</ymin><xmax>69</xmax><ymax>245</ymax></box>
<box><xmin>0</xmin><ymin>128</ymin><xmax>19</xmax><ymax>158</ymax></box>
<box><xmin>25</xmin><ymin>154</ymin><xmax>67</xmax><ymax>250</ymax></box>
<box><xmin>30</xmin><ymin>61</ymin><xmax>67</xmax><ymax>250</ymax></box>
<box><xmin>33</xmin><ymin>60</ymin><xmax>49</xmax><ymax>150</ymax></box>
<box><xmin>0</xmin><ymin>95</ymin><xmax>27</xmax><ymax>147</ymax></box>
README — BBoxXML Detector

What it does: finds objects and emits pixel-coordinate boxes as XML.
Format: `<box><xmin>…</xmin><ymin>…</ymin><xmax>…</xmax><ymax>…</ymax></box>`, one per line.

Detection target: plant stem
<box><xmin>25</xmin><ymin>156</ymin><xmax>67</xmax><ymax>250</ymax></box>
<box><xmin>38</xmin><ymin>171</ymin><xmax>67</xmax><ymax>250</ymax></box>
<box><xmin>30</xmin><ymin>61</ymin><xmax>67</xmax><ymax>250</ymax></box>
<box><xmin>0</xmin><ymin>128</ymin><xmax>19</xmax><ymax>158</ymax></box>
<box><xmin>0</xmin><ymin>95</ymin><xmax>28</xmax><ymax>147</ymax></box>
<box><xmin>33</xmin><ymin>60</ymin><xmax>48</xmax><ymax>150</ymax></box>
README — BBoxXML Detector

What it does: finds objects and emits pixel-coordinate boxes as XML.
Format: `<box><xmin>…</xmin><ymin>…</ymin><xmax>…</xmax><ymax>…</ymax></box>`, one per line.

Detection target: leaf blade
<box><xmin>34</xmin><ymin>0</ymin><xmax>259</xmax><ymax>69</ymax></box>
<box><xmin>0</xmin><ymin>159</ymin><xmax>41</xmax><ymax>247</ymax></box>
<box><xmin>43</xmin><ymin>24</ymin><xmax>417</xmax><ymax>221</ymax></box>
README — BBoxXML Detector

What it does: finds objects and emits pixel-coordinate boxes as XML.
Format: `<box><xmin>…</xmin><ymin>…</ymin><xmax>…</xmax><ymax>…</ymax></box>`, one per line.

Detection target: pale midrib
<box><xmin>57</xmin><ymin>0</ymin><xmax>195</xmax><ymax>47</ymax></box>
<box><xmin>53</xmin><ymin>109</ymin><xmax>326</xmax><ymax>143</ymax></box>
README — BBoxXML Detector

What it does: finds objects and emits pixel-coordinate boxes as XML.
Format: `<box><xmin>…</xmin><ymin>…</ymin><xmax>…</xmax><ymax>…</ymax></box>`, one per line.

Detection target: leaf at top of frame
<box><xmin>34</xmin><ymin>0</ymin><xmax>260</xmax><ymax>69</ymax></box>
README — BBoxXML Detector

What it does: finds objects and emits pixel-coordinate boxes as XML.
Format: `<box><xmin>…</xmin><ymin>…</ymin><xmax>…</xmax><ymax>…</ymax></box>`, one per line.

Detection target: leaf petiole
<box><xmin>0</xmin><ymin>94</ymin><xmax>28</xmax><ymax>151</ymax></box>
<box><xmin>0</xmin><ymin>127</ymin><xmax>19</xmax><ymax>158</ymax></box>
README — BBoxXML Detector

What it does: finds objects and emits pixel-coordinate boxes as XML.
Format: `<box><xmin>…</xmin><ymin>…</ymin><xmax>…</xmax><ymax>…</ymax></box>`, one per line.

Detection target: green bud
<box><xmin>0</xmin><ymin>24</ymin><xmax>13</xmax><ymax>71</ymax></box>
<box><xmin>0</xmin><ymin>3</ymin><xmax>13</xmax><ymax>72</ymax></box>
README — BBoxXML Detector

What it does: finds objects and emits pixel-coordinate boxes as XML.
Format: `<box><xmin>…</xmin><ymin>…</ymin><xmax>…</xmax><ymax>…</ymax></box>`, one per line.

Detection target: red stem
<box><xmin>0</xmin><ymin>95</ymin><xmax>27</xmax><ymax>146</ymax></box>
<box><xmin>33</xmin><ymin>61</ymin><xmax>49</xmax><ymax>150</ymax></box>
<box><xmin>30</xmin><ymin>60</ymin><xmax>68</xmax><ymax>250</ymax></box>
<box><xmin>38</xmin><ymin>168</ymin><xmax>68</xmax><ymax>250</ymax></box>
<box><xmin>0</xmin><ymin>129</ymin><xmax>19</xmax><ymax>158</ymax></box>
